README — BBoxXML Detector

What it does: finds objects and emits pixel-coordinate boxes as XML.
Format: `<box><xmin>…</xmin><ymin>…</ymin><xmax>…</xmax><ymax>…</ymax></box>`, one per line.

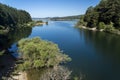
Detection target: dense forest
<box><xmin>78</xmin><ymin>0</ymin><xmax>120</xmax><ymax>34</ymax></box>
<box><xmin>0</xmin><ymin>3</ymin><xmax>32</xmax><ymax>30</ymax></box>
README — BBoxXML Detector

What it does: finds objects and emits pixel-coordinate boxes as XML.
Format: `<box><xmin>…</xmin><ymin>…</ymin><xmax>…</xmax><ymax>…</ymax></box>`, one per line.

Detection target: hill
<box><xmin>0</xmin><ymin>3</ymin><xmax>32</xmax><ymax>30</ymax></box>
<box><xmin>77</xmin><ymin>0</ymin><xmax>120</xmax><ymax>34</ymax></box>
<box><xmin>50</xmin><ymin>15</ymin><xmax>81</xmax><ymax>21</ymax></box>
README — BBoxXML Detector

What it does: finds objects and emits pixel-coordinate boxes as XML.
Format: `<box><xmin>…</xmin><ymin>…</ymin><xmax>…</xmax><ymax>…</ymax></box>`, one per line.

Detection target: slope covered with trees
<box><xmin>50</xmin><ymin>15</ymin><xmax>81</xmax><ymax>21</ymax></box>
<box><xmin>0</xmin><ymin>3</ymin><xmax>32</xmax><ymax>30</ymax></box>
<box><xmin>77</xmin><ymin>0</ymin><xmax>120</xmax><ymax>34</ymax></box>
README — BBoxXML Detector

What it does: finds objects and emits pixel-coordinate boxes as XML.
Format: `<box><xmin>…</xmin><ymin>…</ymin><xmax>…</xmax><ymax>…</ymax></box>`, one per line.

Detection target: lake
<box><xmin>9</xmin><ymin>20</ymin><xmax>120</xmax><ymax>80</ymax></box>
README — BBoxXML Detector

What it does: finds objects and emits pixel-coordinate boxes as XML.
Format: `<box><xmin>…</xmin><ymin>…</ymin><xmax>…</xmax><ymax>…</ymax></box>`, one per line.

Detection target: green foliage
<box><xmin>78</xmin><ymin>0</ymin><xmax>120</xmax><ymax>29</ymax></box>
<box><xmin>104</xmin><ymin>22</ymin><xmax>115</xmax><ymax>32</ymax></box>
<box><xmin>18</xmin><ymin>61</ymin><xmax>31</xmax><ymax>71</ymax></box>
<box><xmin>77</xmin><ymin>15</ymin><xmax>85</xmax><ymax>26</ymax></box>
<box><xmin>83</xmin><ymin>6</ymin><xmax>99</xmax><ymax>28</ymax></box>
<box><xmin>0</xmin><ymin>3</ymin><xmax>32</xmax><ymax>29</ymax></box>
<box><xmin>74</xmin><ymin>77</ymin><xmax>79</xmax><ymax>80</ymax></box>
<box><xmin>18</xmin><ymin>37</ymin><xmax>71</xmax><ymax>70</ymax></box>
<box><xmin>86</xmin><ymin>11</ymin><xmax>99</xmax><ymax>28</ymax></box>
<box><xmin>0</xmin><ymin>27</ymin><xmax>32</xmax><ymax>54</ymax></box>
<box><xmin>84</xmin><ymin>6</ymin><xmax>94</xmax><ymax>22</ymax></box>
<box><xmin>0</xmin><ymin>50</ymin><xmax>5</xmax><ymax>56</ymax></box>
<box><xmin>97</xmin><ymin>22</ymin><xmax>106</xmax><ymax>30</ymax></box>
<box><xmin>50</xmin><ymin>15</ymin><xmax>81</xmax><ymax>21</ymax></box>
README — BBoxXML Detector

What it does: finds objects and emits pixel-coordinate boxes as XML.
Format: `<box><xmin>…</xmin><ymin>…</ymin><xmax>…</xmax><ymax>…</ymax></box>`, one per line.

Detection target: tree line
<box><xmin>78</xmin><ymin>0</ymin><xmax>120</xmax><ymax>32</ymax></box>
<box><xmin>0</xmin><ymin>3</ymin><xmax>32</xmax><ymax>29</ymax></box>
<box><xmin>50</xmin><ymin>15</ymin><xmax>81</xmax><ymax>21</ymax></box>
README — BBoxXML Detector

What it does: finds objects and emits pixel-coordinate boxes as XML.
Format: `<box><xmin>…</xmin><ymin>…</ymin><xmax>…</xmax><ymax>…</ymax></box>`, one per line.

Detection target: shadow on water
<box><xmin>81</xmin><ymin>29</ymin><xmax>120</xmax><ymax>61</ymax></box>
<box><xmin>76</xmin><ymin>29</ymin><xmax>120</xmax><ymax>80</ymax></box>
<box><xmin>0</xmin><ymin>27</ymin><xmax>32</xmax><ymax>79</ymax></box>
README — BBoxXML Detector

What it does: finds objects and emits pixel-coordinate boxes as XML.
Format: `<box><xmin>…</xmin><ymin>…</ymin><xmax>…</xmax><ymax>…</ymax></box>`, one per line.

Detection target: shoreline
<box><xmin>26</xmin><ymin>21</ymin><xmax>47</xmax><ymax>27</ymax></box>
<box><xmin>77</xmin><ymin>25</ymin><xmax>97</xmax><ymax>31</ymax></box>
<box><xmin>77</xmin><ymin>25</ymin><xmax>120</xmax><ymax>35</ymax></box>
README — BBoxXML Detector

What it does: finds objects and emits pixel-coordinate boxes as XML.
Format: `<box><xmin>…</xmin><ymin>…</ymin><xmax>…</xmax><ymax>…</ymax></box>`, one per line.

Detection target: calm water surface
<box><xmin>10</xmin><ymin>21</ymin><xmax>120</xmax><ymax>80</ymax></box>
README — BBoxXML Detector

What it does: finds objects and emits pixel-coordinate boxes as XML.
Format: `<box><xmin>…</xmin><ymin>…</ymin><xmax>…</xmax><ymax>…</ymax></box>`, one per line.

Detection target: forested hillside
<box><xmin>0</xmin><ymin>3</ymin><xmax>32</xmax><ymax>29</ymax></box>
<box><xmin>50</xmin><ymin>15</ymin><xmax>81</xmax><ymax>21</ymax></box>
<box><xmin>78</xmin><ymin>0</ymin><xmax>120</xmax><ymax>33</ymax></box>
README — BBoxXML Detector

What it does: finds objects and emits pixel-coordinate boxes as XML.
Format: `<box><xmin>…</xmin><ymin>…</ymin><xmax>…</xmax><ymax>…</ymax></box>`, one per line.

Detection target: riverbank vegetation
<box><xmin>0</xmin><ymin>3</ymin><xmax>32</xmax><ymax>30</ymax></box>
<box><xmin>17</xmin><ymin>37</ymin><xmax>71</xmax><ymax>70</ymax></box>
<box><xmin>0</xmin><ymin>3</ymin><xmax>46</xmax><ymax>35</ymax></box>
<box><xmin>77</xmin><ymin>0</ymin><xmax>120</xmax><ymax>35</ymax></box>
<box><xmin>0</xmin><ymin>26</ymin><xmax>32</xmax><ymax>79</ymax></box>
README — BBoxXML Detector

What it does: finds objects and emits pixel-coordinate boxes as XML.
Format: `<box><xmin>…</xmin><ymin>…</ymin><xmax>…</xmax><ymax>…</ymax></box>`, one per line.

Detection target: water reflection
<box><xmin>82</xmin><ymin>29</ymin><xmax>120</xmax><ymax>60</ymax></box>
<box><xmin>0</xmin><ymin>27</ymin><xmax>32</xmax><ymax>51</ymax></box>
<box><xmin>27</xmin><ymin>66</ymin><xmax>72</xmax><ymax>80</ymax></box>
<box><xmin>77</xmin><ymin>29</ymin><xmax>120</xmax><ymax>80</ymax></box>
<box><xmin>0</xmin><ymin>27</ymin><xmax>32</xmax><ymax>79</ymax></box>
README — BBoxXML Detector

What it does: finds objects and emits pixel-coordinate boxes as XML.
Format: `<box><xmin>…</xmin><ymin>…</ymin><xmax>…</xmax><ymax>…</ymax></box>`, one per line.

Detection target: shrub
<box><xmin>97</xmin><ymin>22</ymin><xmax>106</xmax><ymax>30</ymax></box>
<box><xmin>104</xmin><ymin>22</ymin><xmax>115</xmax><ymax>33</ymax></box>
<box><xmin>18</xmin><ymin>37</ymin><xmax>71</xmax><ymax>70</ymax></box>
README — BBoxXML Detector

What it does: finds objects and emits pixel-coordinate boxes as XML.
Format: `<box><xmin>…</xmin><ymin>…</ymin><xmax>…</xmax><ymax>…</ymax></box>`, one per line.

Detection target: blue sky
<box><xmin>0</xmin><ymin>0</ymin><xmax>100</xmax><ymax>18</ymax></box>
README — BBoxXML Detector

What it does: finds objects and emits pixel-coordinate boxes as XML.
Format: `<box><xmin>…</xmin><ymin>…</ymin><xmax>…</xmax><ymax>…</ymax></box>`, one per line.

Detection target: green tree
<box><xmin>18</xmin><ymin>37</ymin><xmax>71</xmax><ymax>70</ymax></box>
<box><xmin>77</xmin><ymin>15</ymin><xmax>86</xmax><ymax>26</ymax></box>
<box><xmin>84</xmin><ymin>6</ymin><xmax>94</xmax><ymax>22</ymax></box>
<box><xmin>104</xmin><ymin>22</ymin><xmax>115</xmax><ymax>32</ymax></box>
<box><xmin>78</xmin><ymin>0</ymin><xmax>120</xmax><ymax>29</ymax></box>
<box><xmin>97</xmin><ymin>22</ymin><xmax>106</xmax><ymax>30</ymax></box>
<box><xmin>0</xmin><ymin>3</ymin><xmax>32</xmax><ymax>29</ymax></box>
<box><xmin>87</xmin><ymin>11</ymin><xmax>99</xmax><ymax>28</ymax></box>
